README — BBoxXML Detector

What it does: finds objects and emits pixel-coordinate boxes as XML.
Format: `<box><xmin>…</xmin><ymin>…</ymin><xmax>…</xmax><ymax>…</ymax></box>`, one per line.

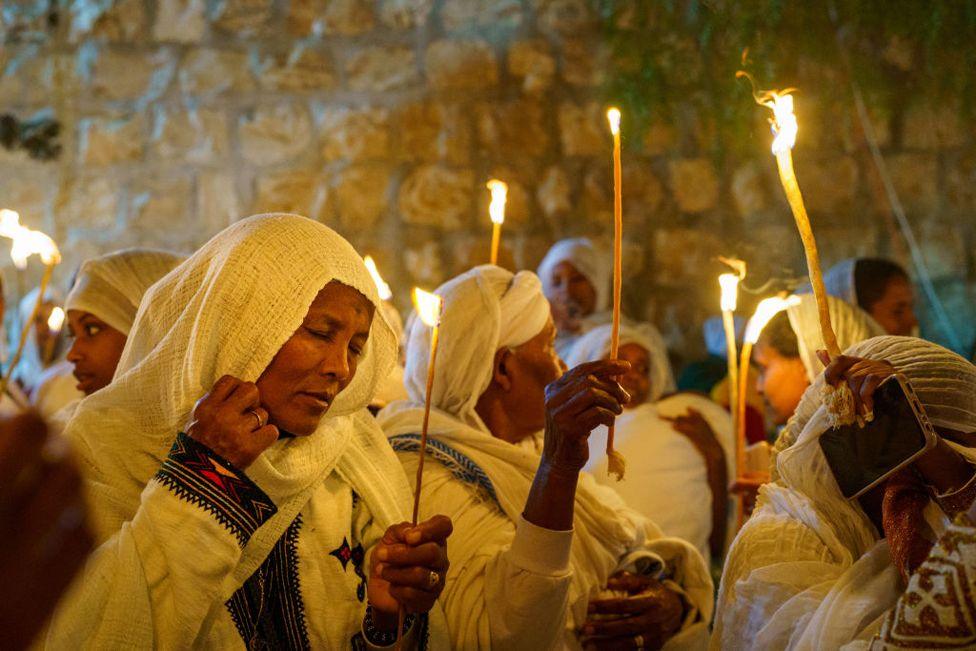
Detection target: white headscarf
<box><xmin>403</xmin><ymin>265</ymin><xmax>551</xmax><ymax>429</ymax></box>
<box><xmin>716</xmin><ymin>336</ymin><xmax>976</xmax><ymax>650</ymax></box>
<box><xmin>563</xmin><ymin>322</ymin><xmax>676</xmax><ymax>403</ymax></box>
<box><xmin>536</xmin><ymin>238</ymin><xmax>612</xmax><ymax>313</ymax></box>
<box><xmin>64</xmin><ymin>215</ymin><xmax>406</xmax><ymax>595</ymax></box>
<box><xmin>786</xmin><ymin>294</ymin><xmax>886</xmax><ymax>383</ymax></box>
<box><xmin>10</xmin><ymin>285</ymin><xmax>61</xmax><ymax>389</ymax></box>
<box><xmin>65</xmin><ymin>248</ymin><xmax>186</xmax><ymax>336</ymax></box>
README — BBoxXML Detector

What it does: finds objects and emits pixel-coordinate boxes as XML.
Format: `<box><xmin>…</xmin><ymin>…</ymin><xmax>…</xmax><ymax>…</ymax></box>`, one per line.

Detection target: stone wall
<box><xmin>1</xmin><ymin>0</ymin><xmax>974</xmax><ymax>363</ymax></box>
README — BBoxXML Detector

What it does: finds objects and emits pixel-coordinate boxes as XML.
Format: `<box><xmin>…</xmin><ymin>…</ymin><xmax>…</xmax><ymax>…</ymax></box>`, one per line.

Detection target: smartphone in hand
<box><xmin>819</xmin><ymin>375</ymin><xmax>937</xmax><ymax>499</ymax></box>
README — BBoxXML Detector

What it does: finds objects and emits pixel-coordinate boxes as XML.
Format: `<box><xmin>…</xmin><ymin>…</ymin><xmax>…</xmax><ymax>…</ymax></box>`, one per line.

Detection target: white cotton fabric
<box><xmin>582</xmin><ymin>393</ymin><xmax>735</xmax><ymax>564</ymax></box>
<box><xmin>787</xmin><ymin>293</ymin><xmax>886</xmax><ymax>383</ymax></box>
<box><xmin>536</xmin><ymin>238</ymin><xmax>612</xmax><ymax>312</ymax></box>
<box><xmin>563</xmin><ymin>322</ymin><xmax>676</xmax><ymax>402</ymax></box>
<box><xmin>383</xmin><ymin>265</ymin><xmax>712</xmax><ymax>649</ymax></box>
<box><xmin>29</xmin><ymin>359</ymin><xmax>82</xmax><ymax>419</ymax></box>
<box><xmin>713</xmin><ymin>336</ymin><xmax>976</xmax><ymax>651</ymax></box>
<box><xmin>52</xmin><ymin>214</ymin><xmax>446</xmax><ymax>648</ymax></box>
<box><xmin>65</xmin><ymin>248</ymin><xmax>186</xmax><ymax>336</ymax></box>
<box><xmin>10</xmin><ymin>285</ymin><xmax>60</xmax><ymax>390</ymax></box>
<box><xmin>403</xmin><ymin>265</ymin><xmax>551</xmax><ymax>429</ymax></box>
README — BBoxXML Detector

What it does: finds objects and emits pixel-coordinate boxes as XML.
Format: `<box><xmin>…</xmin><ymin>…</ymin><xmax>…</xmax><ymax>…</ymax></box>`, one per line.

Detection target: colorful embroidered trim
<box><xmin>389</xmin><ymin>433</ymin><xmax>500</xmax><ymax>507</ymax></box>
<box><xmin>226</xmin><ymin>515</ymin><xmax>311</xmax><ymax>650</ymax></box>
<box><xmin>154</xmin><ymin>433</ymin><xmax>277</xmax><ymax>546</ymax></box>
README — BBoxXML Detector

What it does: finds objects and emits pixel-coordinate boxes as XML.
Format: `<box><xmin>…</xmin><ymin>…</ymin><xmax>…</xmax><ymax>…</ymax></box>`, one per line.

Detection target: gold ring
<box><xmin>427</xmin><ymin>570</ymin><xmax>440</xmax><ymax>588</ymax></box>
<box><xmin>248</xmin><ymin>409</ymin><xmax>265</xmax><ymax>430</ymax></box>
<box><xmin>634</xmin><ymin>634</ymin><xmax>645</xmax><ymax>650</ymax></box>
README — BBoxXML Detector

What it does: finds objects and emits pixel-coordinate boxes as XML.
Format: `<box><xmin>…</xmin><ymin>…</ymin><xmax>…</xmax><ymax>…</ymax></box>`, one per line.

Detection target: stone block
<box><xmin>425</xmin><ymin>40</ymin><xmax>498</xmax><ymax>91</ymax></box>
<box><xmin>64</xmin><ymin>175</ymin><xmax>120</xmax><ymax>231</ymax></box>
<box><xmin>533</xmin><ymin>0</ymin><xmax>594</xmax><ymax>36</ymax></box>
<box><xmin>69</xmin><ymin>0</ymin><xmax>147</xmax><ymax>43</ymax></box>
<box><xmin>652</xmin><ymin>227</ymin><xmax>725</xmax><ymax>282</ymax></box>
<box><xmin>79</xmin><ymin>113</ymin><xmax>145</xmax><ymax>165</ymax></box>
<box><xmin>345</xmin><ymin>46</ymin><xmax>419</xmax><ymax>92</ymax></box>
<box><xmin>197</xmin><ymin>171</ymin><xmax>239</xmax><ymax>229</ymax></box>
<box><xmin>151</xmin><ymin>105</ymin><xmax>228</xmax><ymax>164</ymax></box>
<box><xmin>239</xmin><ymin>103</ymin><xmax>313</xmax><ymax>166</ymax></box>
<box><xmin>507</xmin><ymin>39</ymin><xmax>555</xmax><ymax>95</ymax></box>
<box><xmin>668</xmin><ymin>158</ymin><xmax>719</xmax><ymax>214</ymax></box>
<box><xmin>403</xmin><ymin>239</ymin><xmax>443</xmax><ymax>284</ymax></box>
<box><xmin>395</xmin><ymin>101</ymin><xmax>470</xmax><ymax>165</ymax></box>
<box><xmin>89</xmin><ymin>48</ymin><xmax>175</xmax><ymax>104</ymax></box>
<box><xmin>322</xmin><ymin>0</ymin><xmax>376</xmax><ymax>35</ymax></box>
<box><xmin>902</xmin><ymin>103</ymin><xmax>969</xmax><ymax>150</ymax></box>
<box><xmin>0</xmin><ymin>169</ymin><xmax>56</xmax><ymax>225</ymax></box>
<box><xmin>476</xmin><ymin>98</ymin><xmax>549</xmax><ymax>158</ymax></box>
<box><xmin>946</xmin><ymin>151</ymin><xmax>976</xmax><ymax>213</ymax></box>
<box><xmin>536</xmin><ymin>165</ymin><xmax>572</xmax><ymax>220</ymax></box>
<box><xmin>126</xmin><ymin>175</ymin><xmax>197</xmax><ymax>249</ymax></box>
<box><xmin>256</xmin><ymin>47</ymin><xmax>336</xmax><ymax>92</ymax></box>
<box><xmin>884</xmin><ymin>153</ymin><xmax>939</xmax><ymax>213</ymax></box>
<box><xmin>440</xmin><ymin>0</ymin><xmax>521</xmax><ymax>32</ymax></box>
<box><xmin>560</xmin><ymin>37</ymin><xmax>606</xmax><ymax>87</ymax></box>
<box><xmin>731</xmin><ymin>162</ymin><xmax>768</xmax><ymax>217</ymax></box>
<box><xmin>794</xmin><ymin>155</ymin><xmax>858</xmax><ymax>215</ymax></box>
<box><xmin>179</xmin><ymin>49</ymin><xmax>253</xmax><ymax>98</ymax></box>
<box><xmin>252</xmin><ymin>169</ymin><xmax>327</xmax><ymax>217</ymax></box>
<box><xmin>332</xmin><ymin>166</ymin><xmax>391</xmax><ymax>229</ymax></box>
<box><xmin>558</xmin><ymin>101</ymin><xmax>604</xmax><ymax>157</ymax></box>
<box><xmin>398</xmin><ymin>165</ymin><xmax>474</xmax><ymax>229</ymax></box>
<box><xmin>153</xmin><ymin>0</ymin><xmax>206</xmax><ymax>43</ymax></box>
<box><xmin>210</xmin><ymin>0</ymin><xmax>274</xmax><ymax>37</ymax></box>
<box><xmin>378</xmin><ymin>0</ymin><xmax>434</xmax><ymax>29</ymax></box>
<box><xmin>318</xmin><ymin>106</ymin><xmax>390</xmax><ymax>162</ymax></box>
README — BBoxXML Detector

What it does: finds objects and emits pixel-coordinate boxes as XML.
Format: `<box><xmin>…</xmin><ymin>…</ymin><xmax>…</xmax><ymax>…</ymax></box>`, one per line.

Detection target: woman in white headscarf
<box><xmin>47</xmin><ymin>214</ymin><xmax>450</xmax><ymax>650</ymax></box>
<box><xmin>566</xmin><ymin>323</ymin><xmax>734</xmax><ymax>565</ymax></box>
<box><xmin>379</xmin><ymin>265</ymin><xmax>712</xmax><ymax>651</ymax></box>
<box><xmin>816</xmin><ymin>258</ymin><xmax>918</xmax><ymax>337</ymax></box>
<box><xmin>31</xmin><ymin>249</ymin><xmax>186</xmax><ymax>418</ymax></box>
<box><xmin>9</xmin><ymin>285</ymin><xmax>61</xmax><ymax>393</ymax></box>
<box><xmin>537</xmin><ymin>238</ymin><xmax>609</xmax><ymax>359</ymax></box>
<box><xmin>713</xmin><ymin>336</ymin><xmax>976</xmax><ymax>650</ymax></box>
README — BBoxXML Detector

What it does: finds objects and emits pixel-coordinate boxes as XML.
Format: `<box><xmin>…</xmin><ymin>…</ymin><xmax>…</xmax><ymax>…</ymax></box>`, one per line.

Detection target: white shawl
<box><xmin>64</xmin><ymin>214</ymin><xmax>408</xmax><ymax>597</ymax></box>
<box><xmin>714</xmin><ymin>336</ymin><xmax>976</xmax><ymax>650</ymax></box>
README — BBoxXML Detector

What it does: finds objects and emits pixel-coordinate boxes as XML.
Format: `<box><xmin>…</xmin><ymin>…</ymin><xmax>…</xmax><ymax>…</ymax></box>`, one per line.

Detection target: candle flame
<box><xmin>736</xmin><ymin>71</ymin><xmax>798</xmax><ymax>155</ymax></box>
<box><xmin>744</xmin><ymin>295</ymin><xmax>801</xmax><ymax>344</ymax></box>
<box><xmin>0</xmin><ymin>208</ymin><xmax>61</xmax><ymax>269</ymax></box>
<box><xmin>719</xmin><ymin>274</ymin><xmax>740</xmax><ymax>312</ymax></box>
<box><xmin>486</xmin><ymin>179</ymin><xmax>508</xmax><ymax>225</ymax></box>
<box><xmin>412</xmin><ymin>287</ymin><xmax>442</xmax><ymax>328</ymax></box>
<box><xmin>363</xmin><ymin>255</ymin><xmax>393</xmax><ymax>301</ymax></box>
<box><xmin>48</xmin><ymin>306</ymin><xmax>65</xmax><ymax>332</ymax></box>
<box><xmin>606</xmin><ymin>107</ymin><xmax>621</xmax><ymax>136</ymax></box>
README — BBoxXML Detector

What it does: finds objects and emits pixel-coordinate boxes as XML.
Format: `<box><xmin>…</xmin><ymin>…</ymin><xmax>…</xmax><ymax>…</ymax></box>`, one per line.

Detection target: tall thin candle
<box><xmin>606</xmin><ymin>107</ymin><xmax>626</xmax><ymax>481</ymax></box>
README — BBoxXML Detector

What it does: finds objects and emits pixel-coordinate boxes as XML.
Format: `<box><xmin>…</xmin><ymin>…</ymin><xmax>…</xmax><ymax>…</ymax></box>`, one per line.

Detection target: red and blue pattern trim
<box><xmin>154</xmin><ymin>433</ymin><xmax>277</xmax><ymax>547</ymax></box>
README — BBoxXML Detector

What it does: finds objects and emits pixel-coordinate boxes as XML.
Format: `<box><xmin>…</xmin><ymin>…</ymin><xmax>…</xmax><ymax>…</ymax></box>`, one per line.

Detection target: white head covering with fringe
<box><xmin>714</xmin><ymin>336</ymin><xmax>976</xmax><ymax>650</ymax></box>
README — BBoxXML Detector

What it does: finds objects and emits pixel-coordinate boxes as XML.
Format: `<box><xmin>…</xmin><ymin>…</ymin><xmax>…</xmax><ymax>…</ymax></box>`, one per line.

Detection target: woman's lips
<box><xmin>298</xmin><ymin>391</ymin><xmax>333</xmax><ymax>409</ymax></box>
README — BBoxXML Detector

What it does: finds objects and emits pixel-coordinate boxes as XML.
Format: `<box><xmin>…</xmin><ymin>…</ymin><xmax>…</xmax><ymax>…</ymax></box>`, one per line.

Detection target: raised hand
<box><xmin>368</xmin><ymin>515</ymin><xmax>453</xmax><ymax>625</ymax></box>
<box><xmin>187</xmin><ymin>375</ymin><xmax>279</xmax><ymax>469</ymax></box>
<box><xmin>543</xmin><ymin>359</ymin><xmax>631</xmax><ymax>473</ymax></box>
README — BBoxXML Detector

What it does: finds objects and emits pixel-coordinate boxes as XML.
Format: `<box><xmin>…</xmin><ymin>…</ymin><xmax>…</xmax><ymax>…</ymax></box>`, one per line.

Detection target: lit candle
<box><xmin>0</xmin><ymin>212</ymin><xmax>61</xmax><ymax>403</ymax></box>
<box><xmin>43</xmin><ymin>306</ymin><xmax>66</xmax><ymax>365</ymax></box>
<box><xmin>486</xmin><ymin>180</ymin><xmax>508</xmax><ymax>266</ymax></box>
<box><xmin>363</xmin><ymin>255</ymin><xmax>393</xmax><ymax>301</ymax></box>
<box><xmin>605</xmin><ymin>106</ymin><xmax>626</xmax><ymax>481</ymax></box>
<box><xmin>718</xmin><ymin>273</ymin><xmax>741</xmax><ymax>473</ymax></box>
<box><xmin>396</xmin><ymin>286</ymin><xmax>443</xmax><ymax>648</ymax></box>
<box><xmin>740</xmin><ymin>75</ymin><xmax>841</xmax><ymax>357</ymax></box>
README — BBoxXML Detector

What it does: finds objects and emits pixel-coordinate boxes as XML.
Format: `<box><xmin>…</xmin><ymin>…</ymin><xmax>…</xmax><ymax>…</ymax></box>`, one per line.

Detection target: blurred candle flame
<box><xmin>363</xmin><ymin>255</ymin><xmax>393</xmax><ymax>301</ymax></box>
<box><xmin>606</xmin><ymin>107</ymin><xmax>621</xmax><ymax>136</ymax></box>
<box><xmin>719</xmin><ymin>274</ymin><xmax>740</xmax><ymax>312</ymax></box>
<box><xmin>47</xmin><ymin>306</ymin><xmax>65</xmax><ymax>332</ymax></box>
<box><xmin>411</xmin><ymin>288</ymin><xmax>442</xmax><ymax>328</ymax></box>
<box><xmin>744</xmin><ymin>295</ymin><xmax>801</xmax><ymax>344</ymax></box>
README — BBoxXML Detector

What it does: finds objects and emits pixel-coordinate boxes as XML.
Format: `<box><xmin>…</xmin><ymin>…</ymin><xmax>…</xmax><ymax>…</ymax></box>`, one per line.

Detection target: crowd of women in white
<box><xmin>9</xmin><ymin>212</ymin><xmax>976</xmax><ymax>650</ymax></box>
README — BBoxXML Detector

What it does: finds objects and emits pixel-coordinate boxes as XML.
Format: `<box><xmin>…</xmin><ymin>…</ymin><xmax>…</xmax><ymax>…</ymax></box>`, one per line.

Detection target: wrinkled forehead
<box><xmin>304</xmin><ymin>281</ymin><xmax>376</xmax><ymax>334</ymax></box>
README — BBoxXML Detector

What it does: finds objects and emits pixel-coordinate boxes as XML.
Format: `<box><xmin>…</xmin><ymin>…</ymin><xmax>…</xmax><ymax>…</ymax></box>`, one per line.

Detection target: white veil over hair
<box><xmin>714</xmin><ymin>336</ymin><xmax>976</xmax><ymax>650</ymax></box>
<box><xmin>786</xmin><ymin>293</ymin><xmax>886</xmax><ymax>383</ymax></box>
<box><xmin>536</xmin><ymin>238</ymin><xmax>612</xmax><ymax>313</ymax></box>
<box><xmin>63</xmin><ymin>214</ymin><xmax>407</xmax><ymax>596</ymax></box>
<box><xmin>563</xmin><ymin>322</ymin><xmax>676</xmax><ymax>403</ymax></box>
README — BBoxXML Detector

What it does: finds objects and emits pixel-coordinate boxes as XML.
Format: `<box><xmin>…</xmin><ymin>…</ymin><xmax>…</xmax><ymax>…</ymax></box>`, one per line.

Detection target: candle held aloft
<box><xmin>486</xmin><ymin>180</ymin><xmax>508</xmax><ymax>266</ymax></box>
<box><xmin>739</xmin><ymin>74</ymin><xmax>840</xmax><ymax>358</ymax></box>
<box><xmin>396</xmin><ymin>287</ymin><xmax>443</xmax><ymax>649</ymax></box>
<box><xmin>718</xmin><ymin>273</ymin><xmax>741</xmax><ymax>475</ymax></box>
<box><xmin>605</xmin><ymin>107</ymin><xmax>626</xmax><ymax>481</ymax></box>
